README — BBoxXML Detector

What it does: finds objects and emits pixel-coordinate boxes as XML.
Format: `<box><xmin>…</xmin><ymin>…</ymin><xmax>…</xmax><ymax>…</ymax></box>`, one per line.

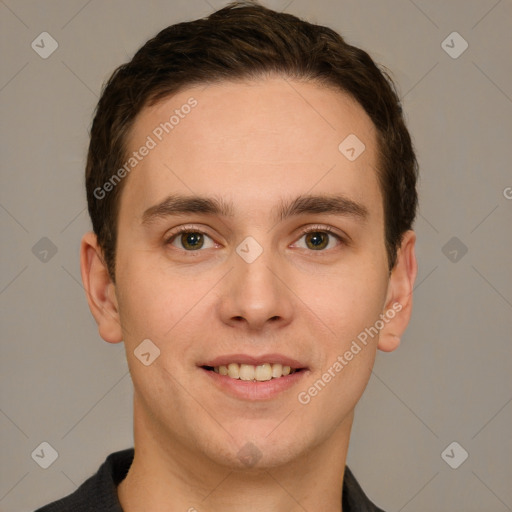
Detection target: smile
<box><xmin>203</xmin><ymin>363</ymin><xmax>300</xmax><ymax>381</ymax></box>
<box><xmin>199</xmin><ymin>353</ymin><xmax>308</xmax><ymax>400</ymax></box>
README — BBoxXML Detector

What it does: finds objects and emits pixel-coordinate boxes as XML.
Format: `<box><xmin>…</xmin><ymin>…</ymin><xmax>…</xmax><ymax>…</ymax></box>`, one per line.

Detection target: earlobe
<box><xmin>378</xmin><ymin>230</ymin><xmax>418</xmax><ymax>353</ymax></box>
<box><xmin>80</xmin><ymin>231</ymin><xmax>123</xmax><ymax>344</ymax></box>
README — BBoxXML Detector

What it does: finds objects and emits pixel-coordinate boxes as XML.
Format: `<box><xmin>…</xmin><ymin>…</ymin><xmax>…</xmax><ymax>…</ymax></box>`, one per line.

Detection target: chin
<box><xmin>198</xmin><ymin>426</ymin><xmax>312</xmax><ymax>471</ymax></box>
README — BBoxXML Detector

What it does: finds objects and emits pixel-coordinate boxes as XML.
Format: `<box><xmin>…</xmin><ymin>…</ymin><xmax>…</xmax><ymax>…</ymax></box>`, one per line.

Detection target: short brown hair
<box><xmin>86</xmin><ymin>0</ymin><xmax>418</xmax><ymax>281</ymax></box>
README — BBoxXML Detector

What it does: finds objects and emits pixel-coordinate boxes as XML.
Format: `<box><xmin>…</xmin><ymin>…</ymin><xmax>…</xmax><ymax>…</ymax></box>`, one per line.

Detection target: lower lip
<box><xmin>201</xmin><ymin>367</ymin><xmax>308</xmax><ymax>401</ymax></box>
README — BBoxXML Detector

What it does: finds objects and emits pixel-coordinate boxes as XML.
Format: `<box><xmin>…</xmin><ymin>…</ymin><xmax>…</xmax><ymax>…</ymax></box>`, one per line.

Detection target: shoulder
<box><xmin>34</xmin><ymin>449</ymin><xmax>134</xmax><ymax>512</ymax></box>
<box><xmin>343</xmin><ymin>466</ymin><xmax>387</xmax><ymax>512</ymax></box>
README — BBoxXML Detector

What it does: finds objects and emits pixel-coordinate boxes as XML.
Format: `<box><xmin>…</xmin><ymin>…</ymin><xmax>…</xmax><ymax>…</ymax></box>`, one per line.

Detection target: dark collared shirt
<box><xmin>35</xmin><ymin>448</ymin><xmax>386</xmax><ymax>511</ymax></box>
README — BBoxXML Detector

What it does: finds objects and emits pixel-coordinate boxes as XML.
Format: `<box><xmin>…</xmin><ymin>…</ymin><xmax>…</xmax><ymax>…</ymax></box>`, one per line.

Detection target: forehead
<box><xmin>119</xmin><ymin>77</ymin><xmax>382</xmax><ymax>223</ymax></box>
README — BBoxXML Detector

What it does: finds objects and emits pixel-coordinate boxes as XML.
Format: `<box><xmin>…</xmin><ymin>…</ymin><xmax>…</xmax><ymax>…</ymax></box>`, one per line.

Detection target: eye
<box><xmin>293</xmin><ymin>226</ymin><xmax>344</xmax><ymax>251</ymax></box>
<box><xmin>165</xmin><ymin>225</ymin><xmax>345</xmax><ymax>253</ymax></box>
<box><xmin>165</xmin><ymin>227</ymin><xmax>216</xmax><ymax>251</ymax></box>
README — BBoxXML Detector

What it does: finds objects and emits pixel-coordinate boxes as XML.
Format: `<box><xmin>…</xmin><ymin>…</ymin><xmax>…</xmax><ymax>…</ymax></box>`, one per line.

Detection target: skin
<box><xmin>81</xmin><ymin>77</ymin><xmax>417</xmax><ymax>512</ymax></box>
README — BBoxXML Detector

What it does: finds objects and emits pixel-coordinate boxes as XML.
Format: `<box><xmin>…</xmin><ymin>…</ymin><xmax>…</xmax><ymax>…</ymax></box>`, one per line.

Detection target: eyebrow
<box><xmin>141</xmin><ymin>193</ymin><xmax>369</xmax><ymax>225</ymax></box>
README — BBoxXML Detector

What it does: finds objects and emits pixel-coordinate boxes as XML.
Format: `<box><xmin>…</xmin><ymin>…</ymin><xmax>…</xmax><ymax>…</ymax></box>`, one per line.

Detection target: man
<box><xmin>37</xmin><ymin>1</ymin><xmax>418</xmax><ymax>510</ymax></box>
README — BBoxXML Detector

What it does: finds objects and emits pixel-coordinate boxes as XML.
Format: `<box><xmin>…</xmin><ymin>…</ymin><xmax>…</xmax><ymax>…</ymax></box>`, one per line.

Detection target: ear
<box><xmin>80</xmin><ymin>231</ymin><xmax>123</xmax><ymax>344</ymax></box>
<box><xmin>378</xmin><ymin>230</ymin><xmax>418</xmax><ymax>352</ymax></box>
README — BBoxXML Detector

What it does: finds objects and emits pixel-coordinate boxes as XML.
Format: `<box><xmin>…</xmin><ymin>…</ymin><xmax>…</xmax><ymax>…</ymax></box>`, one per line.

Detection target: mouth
<box><xmin>199</xmin><ymin>354</ymin><xmax>309</xmax><ymax>400</ymax></box>
<box><xmin>201</xmin><ymin>363</ymin><xmax>304</xmax><ymax>382</ymax></box>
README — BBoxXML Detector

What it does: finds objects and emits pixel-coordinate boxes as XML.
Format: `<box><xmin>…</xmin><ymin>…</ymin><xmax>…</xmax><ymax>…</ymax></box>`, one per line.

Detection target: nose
<box><xmin>217</xmin><ymin>246</ymin><xmax>295</xmax><ymax>332</ymax></box>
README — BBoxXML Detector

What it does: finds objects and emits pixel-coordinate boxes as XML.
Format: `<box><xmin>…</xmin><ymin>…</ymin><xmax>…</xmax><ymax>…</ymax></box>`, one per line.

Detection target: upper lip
<box><xmin>200</xmin><ymin>353</ymin><xmax>307</xmax><ymax>369</ymax></box>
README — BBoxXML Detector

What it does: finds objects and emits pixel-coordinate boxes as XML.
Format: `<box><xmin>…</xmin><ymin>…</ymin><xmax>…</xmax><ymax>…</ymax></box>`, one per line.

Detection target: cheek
<box><xmin>114</xmin><ymin>249</ymin><xmax>174</xmax><ymax>344</ymax></box>
<box><xmin>304</xmin><ymin>263</ymin><xmax>389</xmax><ymax>348</ymax></box>
<box><xmin>114</xmin><ymin>248</ymin><xmax>218</xmax><ymax>350</ymax></box>
<box><xmin>294</xmin><ymin>274</ymin><xmax>387</xmax><ymax>430</ymax></box>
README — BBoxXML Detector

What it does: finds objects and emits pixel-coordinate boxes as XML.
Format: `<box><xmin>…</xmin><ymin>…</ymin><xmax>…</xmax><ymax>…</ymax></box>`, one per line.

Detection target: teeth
<box><xmin>227</xmin><ymin>363</ymin><xmax>239</xmax><ymax>379</ymax></box>
<box><xmin>272</xmin><ymin>363</ymin><xmax>282</xmax><ymax>378</ymax></box>
<box><xmin>239</xmin><ymin>364</ymin><xmax>255</xmax><ymax>381</ymax></box>
<box><xmin>213</xmin><ymin>363</ymin><xmax>297</xmax><ymax>381</ymax></box>
<box><xmin>254</xmin><ymin>363</ymin><xmax>272</xmax><ymax>381</ymax></box>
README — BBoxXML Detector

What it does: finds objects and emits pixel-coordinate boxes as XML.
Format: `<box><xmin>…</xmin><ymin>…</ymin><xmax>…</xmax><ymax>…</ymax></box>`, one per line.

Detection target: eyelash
<box><xmin>164</xmin><ymin>224</ymin><xmax>345</xmax><ymax>253</ymax></box>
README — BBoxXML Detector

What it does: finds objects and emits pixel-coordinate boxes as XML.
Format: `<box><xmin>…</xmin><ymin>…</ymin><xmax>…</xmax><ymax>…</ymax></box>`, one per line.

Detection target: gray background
<box><xmin>1</xmin><ymin>0</ymin><xmax>511</xmax><ymax>511</ymax></box>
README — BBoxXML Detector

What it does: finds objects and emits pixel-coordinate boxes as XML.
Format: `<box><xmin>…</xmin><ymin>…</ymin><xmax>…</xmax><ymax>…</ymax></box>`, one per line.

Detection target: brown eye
<box><xmin>293</xmin><ymin>226</ymin><xmax>343</xmax><ymax>252</ymax></box>
<box><xmin>180</xmin><ymin>232</ymin><xmax>204</xmax><ymax>250</ymax></box>
<box><xmin>166</xmin><ymin>229</ymin><xmax>215</xmax><ymax>251</ymax></box>
<box><xmin>304</xmin><ymin>231</ymin><xmax>329</xmax><ymax>250</ymax></box>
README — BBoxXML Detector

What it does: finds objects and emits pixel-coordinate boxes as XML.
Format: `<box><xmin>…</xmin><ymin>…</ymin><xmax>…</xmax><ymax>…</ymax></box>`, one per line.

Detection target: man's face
<box><xmin>113</xmin><ymin>77</ymin><xmax>393</xmax><ymax>468</ymax></box>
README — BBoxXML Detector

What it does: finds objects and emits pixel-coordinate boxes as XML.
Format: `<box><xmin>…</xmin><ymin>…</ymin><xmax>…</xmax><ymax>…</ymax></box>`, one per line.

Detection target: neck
<box><xmin>118</xmin><ymin>398</ymin><xmax>353</xmax><ymax>512</ymax></box>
